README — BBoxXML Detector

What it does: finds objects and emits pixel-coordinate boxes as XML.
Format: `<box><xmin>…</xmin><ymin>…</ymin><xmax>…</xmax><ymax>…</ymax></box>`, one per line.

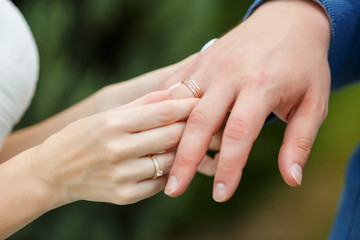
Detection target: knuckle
<box><xmin>223</xmin><ymin>118</ymin><xmax>250</xmax><ymax>142</ymax></box>
<box><xmin>162</xmin><ymin>153</ymin><xmax>176</xmax><ymax>169</ymax></box>
<box><xmin>115</xmin><ymin>187</ymin><xmax>136</xmax><ymax>205</ymax></box>
<box><xmin>158</xmin><ymin>80</ymin><xmax>174</xmax><ymax>91</ymax></box>
<box><xmin>308</xmin><ymin>96</ymin><xmax>329</xmax><ymax>123</ymax></box>
<box><xmin>293</xmin><ymin>137</ymin><xmax>313</xmax><ymax>157</ymax></box>
<box><xmin>167</xmin><ymin>87</ymin><xmax>185</xmax><ymax>100</ymax></box>
<box><xmin>245</xmin><ymin>67</ymin><xmax>270</xmax><ymax>85</ymax></box>
<box><xmin>187</xmin><ymin>110</ymin><xmax>209</xmax><ymax>129</ymax></box>
<box><xmin>218</xmin><ymin>56</ymin><xmax>239</xmax><ymax>75</ymax></box>
<box><xmin>112</xmin><ymin>167</ymin><xmax>129</xmax><ymax>182</ymax></box>
<box><xmin>96</xmin><ymin>115</ymin><xmax>122</xmax><ymax>137</ymax></box>
<box><xmin>167</xmin><ymin>91</ymin><xmax>178</xmax><ymax>100</ymax></box>
<box><xmin>103</xmin><ymin>142</ymin><xmax>119</xmax><ymax>161</ymax></box>
<box><xmin>117</xmin><ymin>144</ymin><xmax>134</xmax><ymax>160</ymax></box>
<box><xmin>157</xmin><ymin>103</ymin><xmax>178</xmax><ymax>124</ymax></box>
<box><xmin>154</xmin><ymin>179</ymin><xmax>166</xmax><ymax>192</ymax></box>
<box><xmin>143</xmin><ymin>91</ymin><xmax>161</xmax><ymax>104</ymax></box>
<box><xmin>162</xmin><ymin>157</ymin><xmax>174</xmax><ymax>171</ymax></box>
<box><xmin>175</xmin><ymin>153</ymin><xmax>196</xmax><ymax>168</ymax></box>
<box><xmin>164</xmin><ymin>127</ymin><xmax>183</xmax><ymax>147</ymax></box>
<box><xmin>242</xmin><ymin>66</ymin><xmax>278</xmax><ymax>93</ymax></box>
<box><xmin>158</xmin><ymin>82</ymin><xmax>168</xmax><ymax>90</ymax></box>
<box><xmin>105</xmin><ymin>141</ymin><xmax>132</xmax><ymax>161</ymax></box>
<box><xmin>217</xmin><ymin>161</ymin><xmax>238</xmax><ymax>174</ymax></box>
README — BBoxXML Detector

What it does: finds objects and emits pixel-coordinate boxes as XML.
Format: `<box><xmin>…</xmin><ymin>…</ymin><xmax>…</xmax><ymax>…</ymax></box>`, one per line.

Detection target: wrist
<box><xmin>27</xmin><ymin>145</ymin><xmax>67</xmax><ymax>207</ymax></box>
<box><xmin>247</xmin><ymin>0</ymin><xmax>331</xmax><ymax>49</ymax></box>
<box><xmin>0</xmin><ymin>147</ymin><xmax>65</xmax><ymax>237</ymax></box>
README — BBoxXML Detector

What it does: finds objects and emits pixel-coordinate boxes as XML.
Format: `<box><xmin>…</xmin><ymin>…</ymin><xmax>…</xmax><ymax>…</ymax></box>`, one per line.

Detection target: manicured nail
<box><xmin>168</xmin><ymin>82</ymin><xmax>181</xmax><ymax>90</ymax></box>
<box><xmin>165</xmin><ymin>176</ymin><xmax>178</xmax><ymax>195</ymax></box>
<box><xmin>291</xmin><ymin>163</ymin><xmax>303</xmax><ymax>185</ymax></box>
<box><xmin>213</xmin><ymin>182</ymin><xmax>226</xmax><ymax>202</ymax></box>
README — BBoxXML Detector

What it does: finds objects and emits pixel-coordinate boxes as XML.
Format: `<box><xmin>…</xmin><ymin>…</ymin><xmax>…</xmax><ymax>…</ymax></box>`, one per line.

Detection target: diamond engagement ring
<box><xmin>149</xmin><ymin>155</ymin><xmax>163</xmax><ymax>179</ymax></box>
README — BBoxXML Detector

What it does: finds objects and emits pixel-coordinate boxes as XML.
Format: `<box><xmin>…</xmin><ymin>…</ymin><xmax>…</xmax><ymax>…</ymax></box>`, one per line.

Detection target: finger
<box><xmin>123</xmin><ymin>122</ymin><xmax>187</xmax><ymax>159</ymax></box>
<box><xmin>278</xmin><ymin>91</ymin><xmax>328</xmax><ymax>187</ymax></box>
<box><xmin>114</xmin><ymin>152</ymin><xmax>175</xmax><ymax>182</ymax></box>
<box><xmin>120</xmin><ymin>90</ymin><xmax>170</xmax><ymax>109</ymax></box>
<box><xmin>165</xmin><ymin>58</ymin><xmax>208</xmax><ymax>97</ymax></box>
<box><xmin>213</xmin><ymin>91</ymin><xmax>275</xmax><ymax>202</ymax></box>
<box><xmin>208</xmin><ymin>112</ymin><xmax>229</xmax><ymax>151</ymax></box>
<box><xmin>167</xmin><ymin>73</ymin><xmax>208</xmax><ymax>100</ymax></box>
<box><xmin>209</xmin><ymin>127</ymin><xmax>225</xmax><ymax>151</ymax></box>
<box><xmin>197</xmin><ymin>153</ymin><xmax>219</xmax><ymax>176</ymax></box>
<box><xmin>168</xmin><ymin>82</ymin><xmax>200</xmax><ymax>99</ymax></box>
<box><xmin>121</xmin><ymin>98</ymin><xmax>199</xmax><ymax>132</ymax></box>
<box><xmin>112</xmin><ymin>177</ymin><xmax>167</xmax><ymax>205</ymax></box>
<box><xmin>165</xmin><ymin>84</ymin><xmax>234</xmax><ymax>197</ymax></box>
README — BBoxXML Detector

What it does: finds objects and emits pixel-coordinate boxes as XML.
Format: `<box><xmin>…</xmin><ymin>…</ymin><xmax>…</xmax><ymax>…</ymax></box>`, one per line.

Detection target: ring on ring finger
<box><xmin>181</xmin><ymin>78</ymin><xmax>203</xmax><ymax>98</ymax></box>
<box><xmin>149</xmin><ymin>154</ymin><xmax>163</xmax><ymax>179</ymax></box>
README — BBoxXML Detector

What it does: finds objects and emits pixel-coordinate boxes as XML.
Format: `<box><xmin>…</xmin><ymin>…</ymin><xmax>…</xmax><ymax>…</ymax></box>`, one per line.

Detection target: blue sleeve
<box><xmin>244</xmin><ymin>0</ymin><xmax>360</xmax><ymax>90</ymax></box>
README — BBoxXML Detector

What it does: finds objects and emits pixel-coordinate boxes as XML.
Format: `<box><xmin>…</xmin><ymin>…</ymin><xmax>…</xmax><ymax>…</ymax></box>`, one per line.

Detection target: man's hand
<box><xmin>163</xmin><ymin>0</ymin><xmax>331</xmax><ymax>202</ymax></box>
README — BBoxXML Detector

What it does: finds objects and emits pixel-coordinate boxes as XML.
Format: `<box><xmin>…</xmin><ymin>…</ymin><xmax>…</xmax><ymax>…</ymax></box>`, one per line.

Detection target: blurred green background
<box><xmin>9</xmin><ymin>0</ymin><xmax>360</xmax><ymax>239</ymax></box>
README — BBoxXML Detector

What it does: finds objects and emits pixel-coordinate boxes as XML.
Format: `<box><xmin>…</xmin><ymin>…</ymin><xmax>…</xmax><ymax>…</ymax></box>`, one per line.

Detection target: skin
<box><xmin>162</xmin><ymin>0</ymin><xmax>332</xmax><ymax>202</ymax></box>
<box><xmin>0</xmin><ymin>91</ymin><xmax>199</xmax><ymax>239</ymax></box>
<box><xmin>0</xmin><ymin>52</ymin><xmax>220</xmax><ymax>164</ymax></box>
<box><xmin>0</xmin><ymin>0</ymin><xmax>331</xmax><ymax>236</ymax></box>
<box><xmin>0</xmin><ymin>57</ymin><xmax>194</xmax><ymax>162</ymax></box>
<box><xmin>0</xmin><ymin>56</ymin><xmax>222</xmax><ymax>238</ymax></box>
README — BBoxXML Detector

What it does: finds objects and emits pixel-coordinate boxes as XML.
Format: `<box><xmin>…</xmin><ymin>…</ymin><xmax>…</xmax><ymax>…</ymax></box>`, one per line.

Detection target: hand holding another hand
<box><xmin>32</xmin><ymin>91</ymin><xmax>198</xmax><ymax>205</ymax></box>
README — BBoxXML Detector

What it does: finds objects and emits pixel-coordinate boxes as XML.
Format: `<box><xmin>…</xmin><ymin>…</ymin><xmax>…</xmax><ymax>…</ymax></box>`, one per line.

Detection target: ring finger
<box><xmin>114</xmin><ymin>152</ymin><xmax>175</xmax><ymax>183</ymax></box>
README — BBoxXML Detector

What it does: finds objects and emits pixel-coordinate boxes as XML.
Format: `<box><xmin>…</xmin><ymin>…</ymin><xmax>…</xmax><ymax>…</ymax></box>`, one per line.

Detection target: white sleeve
<box><xmin>0</xmin><ymin>0</ymin><xmax>39</xmax><ymax>148</ymax></box>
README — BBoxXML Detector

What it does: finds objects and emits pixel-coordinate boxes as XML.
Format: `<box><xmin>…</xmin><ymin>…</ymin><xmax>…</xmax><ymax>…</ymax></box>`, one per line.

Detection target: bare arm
<box><xmin>0</xmin><ymin>147</ymin><xmax>62</xmax><ymax>238</ymax></box>
<box><xmin>0</xmin><ymin>91</ymin><xmax>198</xmax><ymax>238</ymax></box>
<box><xmin>0</xmin><ymin>56</ymin><xmax>194</xmax><ymax>162</ymax></box>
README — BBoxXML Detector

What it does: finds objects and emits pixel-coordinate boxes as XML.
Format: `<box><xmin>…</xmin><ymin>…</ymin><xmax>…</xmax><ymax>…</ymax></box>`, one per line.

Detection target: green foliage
<box><xmin>9</xmin><ymin>0</ymin><xmax>360</xmax><ymax>239</ymax></box>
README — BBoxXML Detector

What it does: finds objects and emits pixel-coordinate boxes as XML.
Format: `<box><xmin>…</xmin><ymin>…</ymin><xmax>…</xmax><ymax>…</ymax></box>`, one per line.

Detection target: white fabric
<box><xmin>0</xmin><ymin>0</ymin><xmax>39</xmax><ymax>148</ymax></box>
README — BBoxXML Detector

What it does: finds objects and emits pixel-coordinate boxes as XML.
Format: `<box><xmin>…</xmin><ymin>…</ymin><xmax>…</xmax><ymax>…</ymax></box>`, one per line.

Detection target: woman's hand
<box><xmin>0</xmin><ymin>55</ymin><xmax>197</xmax><ymax>161</ymax></box>
<box><xmin>94</xmin><ymin>54</ymin><xmax>197</xmax><ymax>113</ymax></box>
<box><xmin>162</xmin><ymin>0</ymin><xmax>331</xmax><ymax>202</ymax></box>
<box><xmin>32</xmin><ymin>91</ymin><xmax>198</xmax><ymax>205</ymax></box>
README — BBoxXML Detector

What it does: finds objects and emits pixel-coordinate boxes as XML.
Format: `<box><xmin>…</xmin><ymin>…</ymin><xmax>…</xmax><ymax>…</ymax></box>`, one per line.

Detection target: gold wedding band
<box><xmin>181</xmin><ymin>78</ymin><xmax>203</xmax><ymax>98</ymax></box>
<box><xmin>149</xmin><ymin>155</ymin><xmax>163</xmax><ymax>179</ymax></box>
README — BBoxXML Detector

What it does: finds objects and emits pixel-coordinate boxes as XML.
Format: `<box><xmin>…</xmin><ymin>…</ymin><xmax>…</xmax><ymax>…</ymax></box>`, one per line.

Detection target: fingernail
<box><xmin>291</xmin><ymin>163</ymin><xmax>303</xmax><ymax>185</ymax></box>
<box><xmin>168</xmin><ymin>82</ymin><xmax>181</xmax><ymax>90</ymax></box>
<box><xmin>213</xmin><ymin>182</ymin><xmax>226</xmax><ymax>202</ymax></box>
<box><xmin>165</xmin><ymin>176</ymin><xmax>178</xmax><ymax>195</ymax></box>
